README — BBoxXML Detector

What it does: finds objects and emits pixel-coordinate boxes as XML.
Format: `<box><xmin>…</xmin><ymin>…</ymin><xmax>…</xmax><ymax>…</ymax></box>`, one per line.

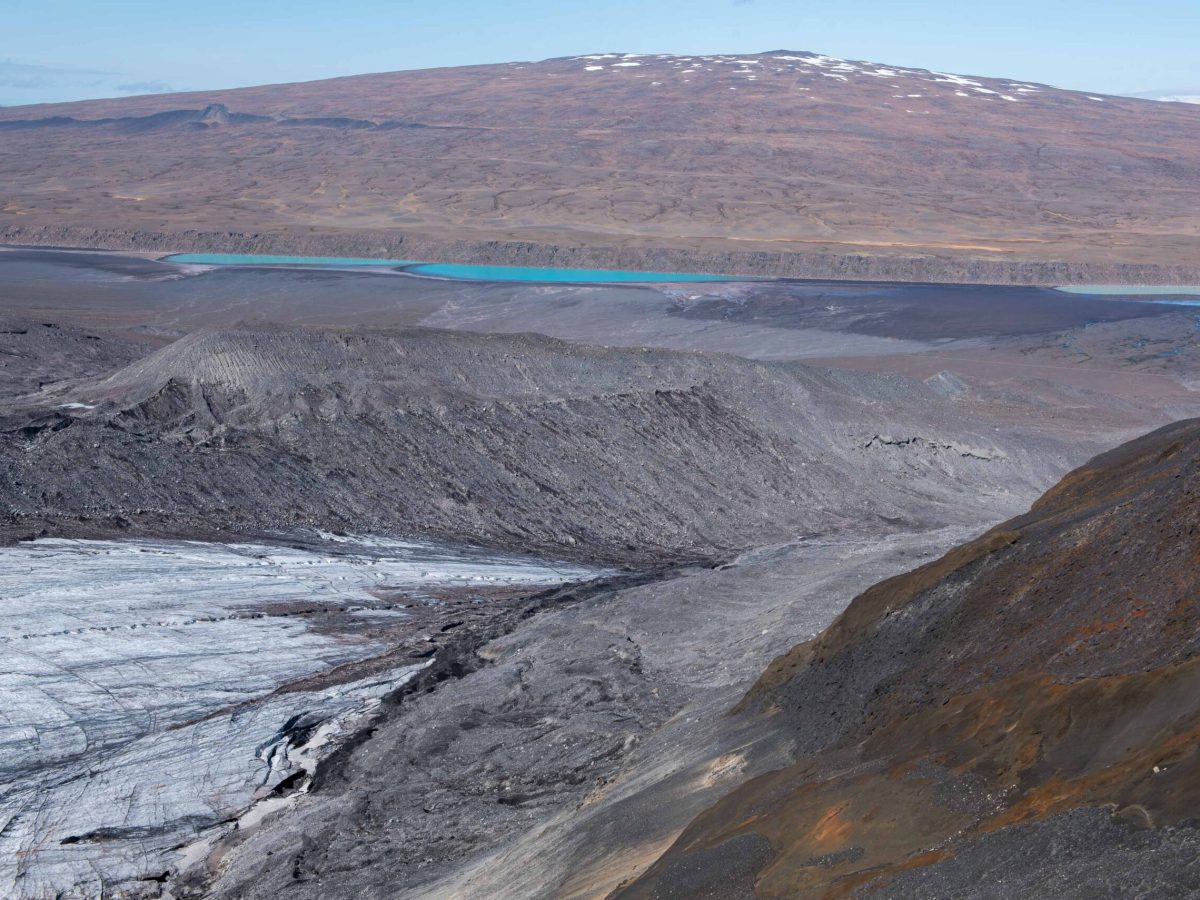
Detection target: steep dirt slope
<box><xmin>3</xmin><ymin>51</ymin><xmax>1200</xmax><ymax>281</ymax></box>
<box><xmin>622</xmin><ymin>417</ymin><xmax>1200</xmax><ymax>897</ymax></box>
<box><xmin>0</xmin><ymin>324</ymin><xmax>1069</xmax><ymax>562</ymax></box>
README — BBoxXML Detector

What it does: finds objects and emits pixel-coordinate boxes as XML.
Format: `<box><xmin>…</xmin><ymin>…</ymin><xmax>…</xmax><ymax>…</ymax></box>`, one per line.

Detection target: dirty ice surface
<box><xmin>0</xmin><ymin>534</ymin><xmax>596</xmax><ymax>897</ymax></box>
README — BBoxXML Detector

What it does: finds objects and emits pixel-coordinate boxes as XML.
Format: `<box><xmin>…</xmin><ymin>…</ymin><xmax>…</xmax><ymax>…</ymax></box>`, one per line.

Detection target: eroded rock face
<box><xmin>1</xmin><ymin>325</ymin><xmax>1062</xmax><ymax>564</ymax></box>
<box><xmin>0</xmin><ymin>317</ymin><xmax>150</xmax><ymax>403</ymax></box>
<box><xmin>622</xmin><ymin>417</ymin><xmax>1200</xmax><ymax>898</ymax></box>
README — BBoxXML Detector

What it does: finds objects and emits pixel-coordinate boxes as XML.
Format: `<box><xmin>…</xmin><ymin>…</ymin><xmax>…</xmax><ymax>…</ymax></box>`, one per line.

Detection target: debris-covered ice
<box><xmin>0</xmin><ymin>535</ymin><xmax>594</xmax><ymax>897</ymax></box>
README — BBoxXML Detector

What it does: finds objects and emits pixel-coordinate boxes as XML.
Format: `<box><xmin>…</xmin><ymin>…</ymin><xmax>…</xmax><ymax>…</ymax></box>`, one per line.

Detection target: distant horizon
<box><xmin>2</xmin><ymin>47</ymin><xmax>1199</xmax><ymax>110</ymax></box>
<box><xmin>4</xmin><ymin>0</ymin><xmax>1199</xmax><ymax>106</ymax></box>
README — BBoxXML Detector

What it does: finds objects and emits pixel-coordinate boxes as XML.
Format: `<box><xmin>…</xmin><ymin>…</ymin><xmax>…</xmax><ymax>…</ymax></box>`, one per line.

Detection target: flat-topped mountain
<box><xmin>3</xmin><ymin>51</ymin><xmax>1200</xmax><ymax>282</ymax></box>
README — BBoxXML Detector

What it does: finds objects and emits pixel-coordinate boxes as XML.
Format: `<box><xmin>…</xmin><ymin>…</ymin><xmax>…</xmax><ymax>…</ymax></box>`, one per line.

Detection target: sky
<box><xmin>4</xmin><ymin>0</ymin><xmax>1199</xmax><ymax>106</ymax></box>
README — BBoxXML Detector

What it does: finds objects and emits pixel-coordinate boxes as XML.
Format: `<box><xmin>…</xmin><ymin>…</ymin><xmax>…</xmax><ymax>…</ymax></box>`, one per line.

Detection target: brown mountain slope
<box><xmin>3</xmin><ymin>51</ymin><xmax>1200</xmax><ymax>282</ymax></box>
<box><xmin>619</xmin><ymin>416</ymin><xmax>1200</xmax><ymax>897</ymax></box>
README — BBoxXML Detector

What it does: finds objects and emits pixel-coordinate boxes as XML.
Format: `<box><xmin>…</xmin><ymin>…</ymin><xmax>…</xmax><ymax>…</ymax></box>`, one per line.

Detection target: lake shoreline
<box><xmin>6</xmin><ymin>224</ymin><xmax>1200</xmax><ymax>287</ymax></box>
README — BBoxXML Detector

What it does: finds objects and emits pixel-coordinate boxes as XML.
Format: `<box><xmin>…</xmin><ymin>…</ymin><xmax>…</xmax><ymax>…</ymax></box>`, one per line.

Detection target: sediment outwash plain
<box><xmin>4</xmin><ymin>251</ymin><xmax>1200</xmax><ymax>897</ymax></box>
<box><xmin>3</xmin><ymin>50</ymin><xmax>1200</xmax><ymax>283</ymax></box>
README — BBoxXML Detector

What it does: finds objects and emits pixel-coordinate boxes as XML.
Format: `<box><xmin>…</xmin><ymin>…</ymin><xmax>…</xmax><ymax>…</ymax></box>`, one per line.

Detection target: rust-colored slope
<box><xmin>3</xmin><ymin>51</ymin><xmax>1200</xmax><ymax>280</ymax></box>
<box><xmin>620</xmin><ymin>418</ymin><xmax>1200</xmax><ymax>898</ymax></box>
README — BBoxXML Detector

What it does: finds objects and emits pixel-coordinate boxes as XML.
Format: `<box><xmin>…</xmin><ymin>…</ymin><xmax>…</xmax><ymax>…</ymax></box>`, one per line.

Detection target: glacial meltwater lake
<box><xmin>162</xmin><ymin>253</ymin><xmax>749</xmax><ymax>284</ymax></box>
<box><xmin>1055</xmin><ymin>284</ymin><xmax>1200</xmax><ymax>298</ymax></box>
<box><xmin>404</xmin><ymin>262</ymin><xmax>746</xmax><ymax>283</ymax></box>
<box><xmin>3</xmin><ymin>247</ymin><xmax>1193</xmax><ymax>355</ymax></box>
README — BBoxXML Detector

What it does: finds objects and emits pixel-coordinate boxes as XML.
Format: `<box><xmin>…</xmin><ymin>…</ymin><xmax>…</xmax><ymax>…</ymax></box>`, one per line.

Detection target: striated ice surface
<box><xmin>0</xmin><ymin>535</ymin><xmax>594</xmax><ymax>898</ymax></box>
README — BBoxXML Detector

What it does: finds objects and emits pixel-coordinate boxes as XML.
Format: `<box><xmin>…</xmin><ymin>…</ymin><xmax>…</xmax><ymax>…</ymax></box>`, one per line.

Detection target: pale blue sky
<box><xmin>4</xmin><ymin>0</ymin><xmax>1198</xmax><ymax>106</ymax></box>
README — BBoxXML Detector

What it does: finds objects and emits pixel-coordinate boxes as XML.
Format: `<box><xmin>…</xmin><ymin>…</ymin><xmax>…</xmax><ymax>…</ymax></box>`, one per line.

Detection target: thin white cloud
<box><xmin>0</xmin><ymin>58</ymin><xmax>174</xmax><ymax>105</ymax></box>
<box><xmin>0</xmin><ymin>58</ymin><xmax>112</xmax><ymax>86</ymax></box>
<box><xmin>1125</xmin><ymin>87</ymin><xmax>1200</xmax><ymax>104</ymax></box>
<box><xmin>116</xmin><ymin>80</ymin><xmax>173</xmax><ymax>95</ymax></box>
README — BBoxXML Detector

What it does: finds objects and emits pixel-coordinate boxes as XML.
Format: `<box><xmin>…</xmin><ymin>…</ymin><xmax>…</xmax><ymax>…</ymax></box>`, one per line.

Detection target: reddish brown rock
<box><xmin>622</xmin><ymin>418</ymin><xmax>1200</xmax><ymax>897</ymax></box>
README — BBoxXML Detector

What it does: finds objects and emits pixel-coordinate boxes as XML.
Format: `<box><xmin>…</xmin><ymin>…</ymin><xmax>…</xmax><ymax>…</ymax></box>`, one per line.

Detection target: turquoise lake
<box><xmin>404</xmin><ymin>263</ymin><xmax>744</xmax><ymax>284</ymax></box>
<box><xmin>1055</xmin><ymin>285</ymin><xmax>1200</xmax><ymax>297</ymax></box>
<box><xmin>162</xmin><ymin>254</ymin><xmax>747</xmax><ymax>284</ymax></box>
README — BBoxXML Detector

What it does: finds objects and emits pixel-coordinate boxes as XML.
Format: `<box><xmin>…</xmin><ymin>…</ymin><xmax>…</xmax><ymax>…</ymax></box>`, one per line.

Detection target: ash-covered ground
<box><xmin>3</xmin><ymin>249</ymin><xmax>1200</xmax><ymax>898</ymax></box>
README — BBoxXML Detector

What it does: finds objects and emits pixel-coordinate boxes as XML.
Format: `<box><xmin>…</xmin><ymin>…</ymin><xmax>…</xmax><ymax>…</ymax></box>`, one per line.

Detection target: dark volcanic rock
<box><xmin>621</xmin><ymin>417</ymin><xmax>1200</xmax><ymax>897</ymax></box>
<box><xmin>0</xmin><ymin>324</ymin><xmax>1059</xmax><ymax>564</ymax></box>
<box><xmin>0</xmin><ymin>317</ymin><xmax>148</xmax><ymax>400</ymax></box>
